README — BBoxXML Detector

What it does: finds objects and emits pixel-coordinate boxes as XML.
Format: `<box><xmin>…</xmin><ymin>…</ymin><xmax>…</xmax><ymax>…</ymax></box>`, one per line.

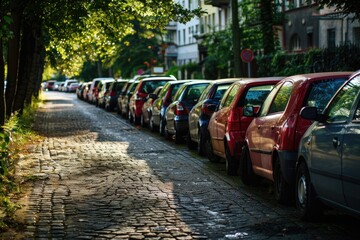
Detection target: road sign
<box><xmin>241</xmin><ymin>48</ymin><xmax>254</xmax><ymax>63</ymax></box>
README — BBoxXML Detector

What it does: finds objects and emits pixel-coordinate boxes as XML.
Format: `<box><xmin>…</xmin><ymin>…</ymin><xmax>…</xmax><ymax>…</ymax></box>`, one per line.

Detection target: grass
<box><xmin>0</xmin><ymin>96</ymin><xmax>43</xmax><ymax>231</ymax></box>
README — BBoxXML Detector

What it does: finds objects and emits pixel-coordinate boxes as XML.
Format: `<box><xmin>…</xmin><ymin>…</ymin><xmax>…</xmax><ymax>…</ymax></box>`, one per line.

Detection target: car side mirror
<box><xmin>300</xmin><ymin>106</ymin><xmax>325</xmax><ymax>122</ymax></box>
<box><xmin>243</xmin><ymin>106</ymin><xmax>255</xmax><ymax>117</ymax></box>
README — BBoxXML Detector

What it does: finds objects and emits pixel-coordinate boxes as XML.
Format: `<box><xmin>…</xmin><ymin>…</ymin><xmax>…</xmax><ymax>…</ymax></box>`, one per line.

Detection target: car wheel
<box><xmin>296</xmin><ymin>161</ymin><xmax>323</xmax><ymax>220</ymax></box>
<box><xmin>205</xmin><ymin>137</ymin><xmax>221</xmax><ymax>162</ymax></box>
<box><xmin>128</xmin><ymin>111</ymin><xmax>134</xmax><ymax>123</ymax></box>
<box><xmin>225</xmin><ymin>145</ymin><xmax>238</xmax><ymax>176</ymax></box>
<box><xmin>186</xmin><ymin>131</ymin><xmax>197</xmax><ymax>150</ymax></box>
<box><xmin>159</xmin><ymin>117</ymin><xmax>166</xmax><ymax>136</ymax></box>
<box><xmin>150</xmin><ymin>116</ymin><xmax>157</xmax><ymax>132</ymax></box>
<box><xmin>134</xmin><ymin>115</ymin><xmax>141</xmax><ymax>125</ymax></box>
<box><xmin>197</xmin><ymin>128</ymin><xmax>207</xmax><ymax>156</ymax></box>
<box><xmin>140</xmin><ymin>114</ymin><xmax>146</xmax><ymax>127</ymax></box>
<box><xmin>239</xmin><ymin>145</ymin><xmax>256</xmax><ymax>185</ymax></box>
<box><xmin>165</xmin><ymin>128</ymin><xmax>172</xmax><ymax>141</ymax></box>
<box><xmin>274</xmin><ymin>157</ymin><xmax>292</xmax><ymax>204</ymax></box>
<box><xmin>174</xmin><ymin>129</ymin><xmax>183</xmax><ymax>144</ymax></box>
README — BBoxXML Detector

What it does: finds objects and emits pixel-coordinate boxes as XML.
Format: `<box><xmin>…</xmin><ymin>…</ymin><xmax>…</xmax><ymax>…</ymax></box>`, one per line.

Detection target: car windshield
<box><xmin>241</xmin><ymin>85</ymin><xmax>275</xmax><ymax>106</ymax></box>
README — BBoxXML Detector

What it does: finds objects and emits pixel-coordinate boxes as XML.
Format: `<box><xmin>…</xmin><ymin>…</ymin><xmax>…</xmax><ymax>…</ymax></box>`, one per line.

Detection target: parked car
<box><xmin>63</xmin><ymin>79</ymin><xmax>78</xmax><ymax>92</ymax></box>
<box><xmin>82</xmin><ymin>82</ymin><xmax>92</xmax><ymax>101</ymax></box>
<box><xmin>187</xmin><ymin>78</ymin><xmax>240</xmax><ymax>156</ymax></box>
<box><xmin>295</xmin><ymin>71</ymin><xmax>360</xmax><ymax>220</ymax></box>
<box><xmin>128</xmin><ymin>76</ymin><xmax>177</xmax><ymax>125</ymax></box>
<box><xmin>240</xmin><ymin>72</ymin><xmax>351</xmax><ymax>203</ymax></box>
<box><xmin>87</xmin><ymin>78</ymin><xmax>113</xmax><ymax>104</ymax></box>
<box><xmin>68</xmin><ymin>82</ymin><xmax>80</xmax><ymax>93</ymax></box>
<box><xmin>150</xmin><ymin>80</ymin><xmax>191</xmax><ymax>134</ymax></box>
<box><xmin>96</xmin><ymin>79</ymin><xmax>115</xmax><ymax>108</ymax></box>
<box><xmin>206</xmin><ymin>77</ymin><xmax>282</xmax><ymax>175</ymax></box>
<box><xmin>104</xmin><ymin>79</ymin><xmax>128</xmax><ymax>111</ymax></box>
<box><xmin>165</xmin><ymin>80</ymin><xmax>211</xmax><ymax>143</ymax></box>
<box><xmin>54</xmin><ymin>81</ymin><xmax>63</xmax><ymax>91</ymax></box>
<box><xmin>119</xmin><ymin>79</ymin><xmax>141</xmax><ymax>119</ymax></box>
<box><xmin>45</xmin><ymin>80</ymin><xmax>56</xmax><ymax>91</ymax></box>
<box><xmin>141</xmin><ymin>86</ymin><xmax>163</xmax><ymax>127</ymax></box>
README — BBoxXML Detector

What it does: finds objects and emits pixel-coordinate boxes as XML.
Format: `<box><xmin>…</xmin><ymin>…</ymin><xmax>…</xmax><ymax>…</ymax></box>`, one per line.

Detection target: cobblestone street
<box><xmin>7</xmin><ymin>92</ymin><xmax>360</xmax><ymax>239</ymax></box>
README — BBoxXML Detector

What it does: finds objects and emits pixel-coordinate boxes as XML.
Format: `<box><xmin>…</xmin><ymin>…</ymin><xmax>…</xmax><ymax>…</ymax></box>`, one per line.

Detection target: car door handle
<box><xmin>332</xmin><ymin>137</ymin><xmax>340</xmax><ymax>148</ymax></box>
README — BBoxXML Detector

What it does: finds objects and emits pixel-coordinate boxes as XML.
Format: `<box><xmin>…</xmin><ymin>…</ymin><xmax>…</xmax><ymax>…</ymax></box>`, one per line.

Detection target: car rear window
<box><xmin>214</xmin><ymin>83</ymin><xmax>233</xmax><ymax>100</ymax></box>
<box><xmin>241</xmin><ymin>85</ymin><xmax>275</xmax><ymax>106</ymax></box>
<box><xmin>141</xmin><ymin>80</ymin><xmax>170</xmax><ymax>94</ymax></box>
<box><xmin>304</xmin><ymin>78</ymin><xmax>347</xmax><ymax>113</ymax></box>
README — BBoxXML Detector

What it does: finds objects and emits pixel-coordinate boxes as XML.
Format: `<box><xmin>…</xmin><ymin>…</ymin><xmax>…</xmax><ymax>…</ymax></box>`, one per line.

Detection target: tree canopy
<box><xmin>315</xmin><ymin>0</ymin><xmax>360</xmax><ymax>19</ymax></box>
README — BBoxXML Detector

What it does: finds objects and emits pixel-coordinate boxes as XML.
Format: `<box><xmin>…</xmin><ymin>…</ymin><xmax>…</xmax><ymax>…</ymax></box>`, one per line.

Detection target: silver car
<box><xmin>296</xmin><ymin>70</ymin><xmax>360</xmax><ymax>220</ymax></box>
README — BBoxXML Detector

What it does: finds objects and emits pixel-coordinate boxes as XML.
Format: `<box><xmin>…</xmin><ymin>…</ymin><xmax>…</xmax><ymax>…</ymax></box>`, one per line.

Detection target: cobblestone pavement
<box><xmin>10</xmin><ymin>92</ymin><xmax>360</xmax><ymax>239</ymax></box>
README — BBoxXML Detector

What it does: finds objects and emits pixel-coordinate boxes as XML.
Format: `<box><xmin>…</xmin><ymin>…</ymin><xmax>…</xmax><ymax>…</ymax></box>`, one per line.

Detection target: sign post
<box><xmin>241</xmin><ymin>48</ymin><xmax>254</xmax><ymax>77</ymax></box>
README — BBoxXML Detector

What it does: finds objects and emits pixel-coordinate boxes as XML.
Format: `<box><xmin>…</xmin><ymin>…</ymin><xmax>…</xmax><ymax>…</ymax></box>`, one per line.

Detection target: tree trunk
<box><xmin>13</xmin><ymin>20</ymin><xmax>34</xmax><ymax>113</ymax></box>
<box><xmin>231</xmin><ymin>0</ymin><xmax>242</xmax><ymax>77</ymax></box>
<box><xmin>5</xmin><ymin>0</ymin><xmax>24</xmax><ymax>117</ymax></box>
<box><xmin>0</xmin><ymin>40</ymin><xmax>5</xmax><ymax>127</ymax></box>
<box><xmin>26</xmin><ymin>33</ymin><xmax>45</xmax><ymax>104</ymax></box>
<box><xmin>260</xmin><ymin>0</ymin><xmax>275</xmax><ymax>54</ymax></box>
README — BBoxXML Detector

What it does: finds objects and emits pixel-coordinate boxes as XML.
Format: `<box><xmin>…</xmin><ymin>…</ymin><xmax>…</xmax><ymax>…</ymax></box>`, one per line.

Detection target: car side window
<box><xmin>219</xmin><ymin>84</ymin><xmax>239</xmax><ymax>109</ymax></box>
<box><xmin>305</xmin><ymin>78</ymin><xmax>347</xmax><ymax>113</ymax></box>
<box><xmin>267</xmin><ymin>82</ymin><xmax>293</xmax><ymax>114</ymax></box>
<box><xmin>354</xmin><ymin>100</ymin><xmax>360</xmax><ymax>122</ymax></box>
<box><xmin>241</xmin><ymin>84</ymin><xmax>274</xmax><ymax>107</ymax></box>
<box><xmin>326</xmin><ymin>76</ymin><xmax>360</xmax><ymax>123</ymax></box>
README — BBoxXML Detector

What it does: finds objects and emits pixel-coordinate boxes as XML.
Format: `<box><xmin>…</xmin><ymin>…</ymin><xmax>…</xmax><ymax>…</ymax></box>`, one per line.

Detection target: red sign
<box><xmin>241</xmin><ymin>48</ymin><xmax>254</xmax><ymax>63</ymax></box>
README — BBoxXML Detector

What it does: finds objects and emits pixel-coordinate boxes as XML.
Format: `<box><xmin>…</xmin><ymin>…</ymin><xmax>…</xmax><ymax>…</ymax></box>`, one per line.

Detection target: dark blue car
<box><xmin>296</xmin><ymin>70</ymin><xmax>360</xmax><ymax>220</ymax></box>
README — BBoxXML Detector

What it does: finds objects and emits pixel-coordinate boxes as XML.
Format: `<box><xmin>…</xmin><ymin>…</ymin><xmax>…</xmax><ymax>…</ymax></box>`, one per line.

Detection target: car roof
<box><xmin>181</xmin><ymin>80</ymin><xmax>212</xmax><ymax>86</ymax></box>
<box><xmin>283</xmin><ymin>72</ymin><xmax>352</xmax><ymax>82</ymax></box>
<box><xmin>233</xmin><ymin>76</ymin><xmax>284</xmax><ymax>86</ymax></box>
<box><xmin>140</xmin><ymin>76</ymin><xmax>177</xmax><ymax>82</ymax></box>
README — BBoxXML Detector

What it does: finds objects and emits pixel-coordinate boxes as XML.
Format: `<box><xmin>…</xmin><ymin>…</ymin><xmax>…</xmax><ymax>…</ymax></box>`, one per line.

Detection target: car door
<box><xmin>211</xmin><ymin>84</ymin><xmax>239</xmax><ymax>154</ymax></box>
<box><xmin>309</xmin><ymin>77</ymin><xmax>360</xmax><ymax>205</ymax></box>
<box><xmin>335</xmin><ymin>76</ymin><xmax>360</xmax><ymax>211</ymax></box>
<box><xmin>253</xmin><ymin>81</ymin><xmax>293</xmax><ymax>175</ymax></box>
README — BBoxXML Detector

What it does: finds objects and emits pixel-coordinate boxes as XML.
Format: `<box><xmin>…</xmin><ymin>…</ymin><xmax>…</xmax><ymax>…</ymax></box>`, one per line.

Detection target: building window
<box><xmin>290</xmin><ymin>33</ymin><xmax>301</xmax><ymax>51</ymax></box>
<box><xmin>178</xmin><ymin>30</ymin><xmax>181</xmax><ymax>45</ymax></box>
<box><xmin>307</xmin><ymin>33</ymin><xmax>313</xmax><ymax>48</ymax></box>
<box><xmin>183</xmin><ymin>29</ymin><xmax>186</xmax><ymax>45</ymax></box>
<box><xmin>353</xmin><ymin>27</ymin><xmax>360</xmax><ymax>46</ymax></box>
<box><xmin>327</xmin><ymin>28</ymin><xmax>336</xmax><ymax>49</ymax></box>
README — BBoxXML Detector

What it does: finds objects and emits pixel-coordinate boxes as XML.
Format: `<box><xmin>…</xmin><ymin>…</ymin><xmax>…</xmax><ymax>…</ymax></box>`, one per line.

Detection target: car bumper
<box><xmin>174</xmin><ymin>116</ymin><xmax>188</xmax><ymax>135</ymax></box>
<box><xmin>226</xmin><ymin>131</ymin><xmax>244</xmax><ymax>158</ymax></box>
<box><xmin>278</xmin><ymin>150</ymin><xmax>298</xmax><ymax>186</ymax></box>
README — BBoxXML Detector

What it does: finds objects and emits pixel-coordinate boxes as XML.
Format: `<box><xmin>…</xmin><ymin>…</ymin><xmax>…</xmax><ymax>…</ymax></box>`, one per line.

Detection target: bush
<box><xmin>256</xmin><ymin>45</ymin><xmax>360</xmax><ymax>77</ymax></box>
<box><xmin>0</xmin><ymin>98</ymin><xmax>41</xmax><ymax>229</ymax></box>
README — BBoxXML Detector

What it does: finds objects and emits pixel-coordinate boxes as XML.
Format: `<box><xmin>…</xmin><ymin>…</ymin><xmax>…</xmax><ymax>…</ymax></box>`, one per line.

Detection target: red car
<box><xmin>241</xmin><ymin>72</ymin><xmax>351</xmax><ymax>203</ymax></box>
<box><xmin>207</xmin><ymin>77</ymin><xmax>282</xmax><ymax>176</ymax></box>
<box><xmin>128</xmin><ymin>76</ymin><xmax>177</xmax><ymax>125</ymax></box>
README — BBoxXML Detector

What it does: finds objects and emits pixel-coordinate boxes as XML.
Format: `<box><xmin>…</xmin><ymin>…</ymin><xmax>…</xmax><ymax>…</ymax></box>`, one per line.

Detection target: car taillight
<box><xmin>109</xmin><ymin>90</ymin><xmax>116</xmax><ymax>97</ymax></box>
<box><xmin>175</xmin><ymin>103</ymin><xmax>188</xmax><ymax>116</ymax></box>
<box><xmin>201</xmin><ymin>102</ymin><xmax>214</xmax><ymax>116</ymax></box>
<box><xmin>227</xmin><ymin>108</ymin><xmax>241</xmax><ymax>131</ymax></box>
<box><xmin>279</xmin><ymin>114</ymin><xmax>297</xmax><ymax>150</ymax></box>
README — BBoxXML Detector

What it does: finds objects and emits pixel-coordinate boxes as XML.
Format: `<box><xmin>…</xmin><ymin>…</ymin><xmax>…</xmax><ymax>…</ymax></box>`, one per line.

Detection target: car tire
<box><xmin>186</xmin><ymin>131</ymin><xmax>197</xmax><ymax>150</ymax></box>
<box><xmin>149</xmin><ymin>116</ymin><xmax>157</xmax><ymax>132</ymax></box>
<box><xmin>274</xmin><ymin>157</ymin><xmax>292</xmax><ymax>204</ymax></box>
<box><xmin>197</xmin><ymin>128</ymin><xmax>207</xmax><ymax>156</ymax></box>
<box><xmin>239</xmin><ymin>145</ymin><xmax>256</xmax><ymax>185</ymax></box>
<box><xmin>140</xmin><ymin>114</ymin><xmax>146</xmax><ymax>127</ymax></box>
<box><xmin>296</xmin><ymin>161</ymin><xmax>323</xmax><ymax>220</ymax></box>
<box><xmin>205</xmin><ymin>137</ymin><xmax>221</xmax><ymax>162</ymax></box>
<box><xmin>134</xmin><ymin>115</ymin><xmax>141</xmax><ymax>125</ymax></box>
<box><xmin>225</xmin><ymin>145</ymin><xmax>238</xmax><ymax>176</ymax></box>
<box><xmin>128</xmin><ymin>111</ymin><xmax>134</xmax><ymax>123</ymax></box>
<box><xmin>159</xmin><ymin>117</ymin><xmax>166</xmax><ymax>136</ymax></box>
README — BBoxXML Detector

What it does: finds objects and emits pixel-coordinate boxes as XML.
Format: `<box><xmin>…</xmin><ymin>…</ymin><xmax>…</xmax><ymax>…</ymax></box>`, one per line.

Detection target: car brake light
<box><xmin>227</xmin><ymin>108</ymin><xmax>241</xmax><ymax>131</ymax></box>
<box><xmin>175</xmin><ymin>103</ymin><xmax>188</xmax><ymax>116</ymax></box>
<box><xmin>110</xmin><ymin>90</ymin><xmax>116</xmax><ymax>97</ymax></box>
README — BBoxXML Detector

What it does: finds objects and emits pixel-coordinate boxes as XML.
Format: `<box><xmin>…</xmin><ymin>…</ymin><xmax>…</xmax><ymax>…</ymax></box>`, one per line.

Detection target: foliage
<box><xmin>203</xmin><ymin>56</ymin><xmax>220</xmax><ymax>80</ymax></box>
<box><xmin>256</xmin><ymin>45</ymin><xmax>360</xmax><ymax>77</ymax></box>
<box><xmin>314</xmin><ymin>0</ymin><xmax>360</xmax><ymax>19</ymax></box>
<box><xmin>165</xmin><ymin>65</ymin><xmax>179</xmax><ymax>79</ymax></box>
<box><xmin>0</xmin><ymin>97</ymin><xmax>41</xmax><ymax>229</ymax></box>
